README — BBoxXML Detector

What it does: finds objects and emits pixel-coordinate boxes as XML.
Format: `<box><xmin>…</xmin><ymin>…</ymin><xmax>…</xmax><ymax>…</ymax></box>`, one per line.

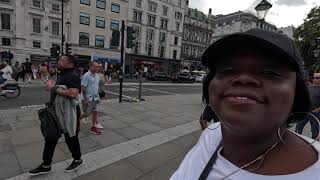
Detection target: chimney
<box><xmin>209</xmin><ymin>8</ymin><xmax>212</xmax><ymax>17</ymax></box>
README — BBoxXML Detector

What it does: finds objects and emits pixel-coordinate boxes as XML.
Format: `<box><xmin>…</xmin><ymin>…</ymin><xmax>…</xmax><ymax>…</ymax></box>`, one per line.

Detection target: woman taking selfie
<box><xmin>171</xmin><ymin>29</ymin><xmax>320</xmax><ymax>180</ymax></box>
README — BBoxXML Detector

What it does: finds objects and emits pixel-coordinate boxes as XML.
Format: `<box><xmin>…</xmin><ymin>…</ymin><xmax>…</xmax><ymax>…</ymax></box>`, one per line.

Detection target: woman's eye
<box><xmin>261</xmin><ymin>70</ymin><xmax>283</xmax><ymax>77</ymax></box>
<box><xmin>216</xmin><ymin>67</ymin><xmax>235</xmax><ymax>74</ymax></box>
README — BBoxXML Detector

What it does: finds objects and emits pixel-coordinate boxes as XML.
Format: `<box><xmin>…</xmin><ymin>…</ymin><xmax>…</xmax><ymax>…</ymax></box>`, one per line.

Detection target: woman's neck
<box><xmin>220</xmin><ymin>126</ymin><xmax>283</xmax><ymax>168</ymax></box>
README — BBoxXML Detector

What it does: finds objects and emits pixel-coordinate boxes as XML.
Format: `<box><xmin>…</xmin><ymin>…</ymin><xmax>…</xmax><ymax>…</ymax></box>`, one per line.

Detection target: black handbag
<box><xmin>38</xmin><ymin>90</ymin><xmax>62</xmax><ymax>141</ymax></box>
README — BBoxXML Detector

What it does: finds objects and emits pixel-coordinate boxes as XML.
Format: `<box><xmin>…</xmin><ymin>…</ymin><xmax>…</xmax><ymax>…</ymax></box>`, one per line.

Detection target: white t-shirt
<box><xmin>171</xmin><ymin>123</ymin><xmax>320</xmax><ymax>180</ymax></box>
<box><xmin>0</xmin><ymin>65</ymin><xmax>13</xmax><ymax>80</ymax></box>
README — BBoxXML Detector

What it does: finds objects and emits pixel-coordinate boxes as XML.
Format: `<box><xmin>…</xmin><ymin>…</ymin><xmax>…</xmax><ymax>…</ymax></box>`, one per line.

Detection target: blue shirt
<box><xmin>81</xmin><ymin>70</ymin><xmax>100</xmax><ymax>102</ymax></box>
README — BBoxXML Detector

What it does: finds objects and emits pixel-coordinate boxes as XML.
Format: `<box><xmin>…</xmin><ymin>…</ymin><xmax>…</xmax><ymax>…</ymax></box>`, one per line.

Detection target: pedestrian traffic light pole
<box><xmin>119</xmin><ymin>20</ymin><xmax>125</xmax><ymax>103</ymax></box>
<box><xmin>61</xmin><ymin>0</ymin><xmax>64</xmax><ymax>55</ymax></box>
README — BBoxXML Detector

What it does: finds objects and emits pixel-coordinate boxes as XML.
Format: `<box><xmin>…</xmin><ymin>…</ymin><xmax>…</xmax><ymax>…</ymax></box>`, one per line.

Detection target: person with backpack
<box><xmin>29</xmin><ymin>55</ymin><xmax>83</xmax><ymax>176</ymax></box>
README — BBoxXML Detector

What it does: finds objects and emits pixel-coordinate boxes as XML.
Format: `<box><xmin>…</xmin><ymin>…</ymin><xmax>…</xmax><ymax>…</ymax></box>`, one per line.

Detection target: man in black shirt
<box><xmin>29</xmin><ymin>55</ymin><xmax>83</xmax><ymax>176</ymax></box>
<box><xmin>23</xmin><ymin>58</ymin><xmax>33</xmax><ymax>83</ymax></box>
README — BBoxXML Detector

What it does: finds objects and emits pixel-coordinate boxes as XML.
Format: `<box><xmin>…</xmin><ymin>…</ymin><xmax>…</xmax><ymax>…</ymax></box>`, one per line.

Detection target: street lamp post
<box><xmin>255</xmin><ymin>0</ymin><xmax>272</xmax><ymax>29</ymax></box>
<box><xmin>66</xmin><ymin>21</ymin><xmax>71</xmax><ymax>43</ymax></box>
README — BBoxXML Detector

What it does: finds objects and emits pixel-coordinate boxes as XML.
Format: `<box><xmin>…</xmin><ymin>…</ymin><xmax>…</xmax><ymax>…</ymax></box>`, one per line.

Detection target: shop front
<box><xmin>30</xmin><ymin>54</ymin><xmax>50</xmax><ymax>65</ymax></box>
<box><xmin>126</xmin><ymin>54</ymin><xmax>180</xmax><ymax>75</ymax></box>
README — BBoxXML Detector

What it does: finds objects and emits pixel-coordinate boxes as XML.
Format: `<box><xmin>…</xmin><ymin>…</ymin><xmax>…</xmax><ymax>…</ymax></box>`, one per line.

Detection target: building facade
<box><xmin>125</xmin><ymin>0</ymin><xmax>187</xmax><ymax>75</ymax></box>
<box><xmin>0</xmin><ymin>0</ymin><xmax>69</xmax><ymax>65</ymax></box>
<box><xmin>181</xmin><ymin>8</ymin><xmax>214</xmax><ymax>71</ymax></box>
<box><xmin>278</xmin><ymin>25</ymin><xmax>295</xmax><ymax>39</ymax></box>
<box><xmin>67</xmin><ymin>0</ymin><xmax>128</xmax><ymax>69</ymax></box>
<box><xmin>211</xmin><ymin>11</ymin><xmax>277</xmax><ymax>42</ymax></box>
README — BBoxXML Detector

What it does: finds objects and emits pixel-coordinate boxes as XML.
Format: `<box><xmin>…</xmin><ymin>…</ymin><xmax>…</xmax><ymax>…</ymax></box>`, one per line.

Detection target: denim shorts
<box><xmin>82</xmin><ymin>101</ymin><xmax>99</xmax><ymax>115</ymax></box>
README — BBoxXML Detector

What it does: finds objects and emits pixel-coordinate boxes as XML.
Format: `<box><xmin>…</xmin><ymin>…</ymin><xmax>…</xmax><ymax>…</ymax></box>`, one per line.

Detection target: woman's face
<box><xmin>209</xmin><ymin>52</ymin><xmax>297</xmax><ymax>136</ymax></box>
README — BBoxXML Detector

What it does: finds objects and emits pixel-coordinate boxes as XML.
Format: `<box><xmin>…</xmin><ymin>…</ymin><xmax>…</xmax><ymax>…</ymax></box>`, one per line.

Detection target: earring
<box><xmin>291</xmin><ymin>112</ymin><xmax>320</xmax><ymax>145</ymax></box>
<box><xmin>278</xmin><ymin>127</ymin><xmax>284</xmax><ymax>143</ymax></box>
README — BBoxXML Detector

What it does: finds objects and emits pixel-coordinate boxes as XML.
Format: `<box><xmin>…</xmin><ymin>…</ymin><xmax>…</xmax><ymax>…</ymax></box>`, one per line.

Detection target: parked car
<box><xmin>146</xmin><ymin>72</ymin><xmax>171</xmax><ymax>81</ymax></box>
<box><xmin>171</xmin><ymin>72</ymin><xmax>196</xmax><ymax>83</ymax></box>
<box><xmin>196</xmin><ymin>74</ymin><xmax>206</xmax><ymax>83</ymax></box>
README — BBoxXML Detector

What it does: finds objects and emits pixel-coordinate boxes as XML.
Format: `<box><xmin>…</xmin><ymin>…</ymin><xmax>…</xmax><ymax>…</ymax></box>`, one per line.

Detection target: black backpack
<box><xmin>38</xmin><ymin>91</ymin><xmax>62</xmax><ymax>141</ymax></box>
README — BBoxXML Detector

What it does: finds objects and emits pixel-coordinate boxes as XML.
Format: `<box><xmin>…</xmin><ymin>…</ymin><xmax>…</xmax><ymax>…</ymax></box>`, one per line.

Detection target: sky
<box><xmin>189</xmin><ymin>0</ymin><xmax>320</xmax><ymax>28</ymax></box>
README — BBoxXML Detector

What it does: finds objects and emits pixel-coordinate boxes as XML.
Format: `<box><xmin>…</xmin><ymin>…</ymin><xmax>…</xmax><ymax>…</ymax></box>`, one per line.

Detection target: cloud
<box><xmin>275</xmin><ymin>0</ymin><xmax>307</xmax><ymax>6</ymax></box>
<box><xmin>269</xmin><ymin>11</ymin><xmax>280</xmax><ymax>16</ymax></box>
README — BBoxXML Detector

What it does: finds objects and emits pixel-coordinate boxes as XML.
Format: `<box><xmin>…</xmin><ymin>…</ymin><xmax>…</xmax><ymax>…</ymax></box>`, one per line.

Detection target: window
<box><xmin>146</xmin><ymin>29</ymin><xmax>154</xmax><ymax>41</ymax></box>
<box><xmin>160</xmin><ymin>19</ymin><xmax>168</xmax><ymax>29</ymax></box>
<box><xmin>133</xmin><ymin>11</ymin><xmax>142</xmax><ymax>22</ymax></box>
<box><xmin>178</xmin><ymin>0</ymin><xmax>182</xmax><ymax>7</ymax></box>
<box><xmin>136</xmin><ymin>0</ymin><xmax>142</xmax><ymax>8</ymax></box>
<box><xmin>0</xmin><ymin>0</ymin><xmax>10</xmax><ymax>3</ymax></box>
<box><xmin>52</xmin><ymin>21</ymin><xmax>59</xmax><ymax>36</ymax></box>
<box><xmin>147</xmin><ymin>15</ymin><xmax>156</xmax><ymax>26</ymax></box>
<box><xmin>162</xmin><ymin>6</ymin><xmax>168</xmax><ymax>16</ymax></box>
<box><xmin>80</xmin><ymin>12</ymin><xmax>90</xmax><ymax>25</ymax></box>
<box><xmin>146</xmin><ymin>43</ymin><xmax>153</xmax><ymax>56</ymax></box>
<box><xmin>33</xmin><ymin>41</ymin><xmax>41</xmax><ymax>48</ymax></box>
<box><xmin>96</xmin><ymin>16</ymin><xmax>105</xmax><ymax>28</ymax></box>
<box><xmin>148</xmin><ymin>1</ymin><xmax>157</xmax><ymax>12</ymax></box>
<box><xmin>32</xmin><ymin>18</ymin><xmax>41</xmax><ymax>33</ymax></box>
<box><xmin>110</xmin><ymin>20</ymin><xmax>119</xmax><ymax>30</ymax></box>
<box><xmin>133</xmin><ymin>26</ymin><xmax>141</xmax><ymax>39</ymax></box>
<box><xmin>176</xmin><ymin>22</ymin><xmax>180</xmax><ymax>31</ymax></box>
<box><xmin>96</xmin><ymin>0</ymin><xmax>106</xmax><ymax>9</ymax></box>
<box><xmin>95</xmin><ymin>35</ymin><xmax>104</xmax><ymax>48</ymax></box>
<box><xmin>32</xmin><ymin>0</ymin><xmax>41</xmax><ymax>8</ymax></box>
<box><xmin>175</xmin><ymin>12</ymin><xmax>182</xmax><ymax>20</ymax></box>
<box><xmin>79</xmin><ymin>32</ymin><xmax>89</xmax><ymax>46</ymax></box>
<box><xmin>52</xmin><ymin>43</ymin><xmax>59</xmax><ymax>48</ymax></box>
<box><xmin>52</xmin><ymin>4</ymin><xmax>60</xmax><ymax>12</ymax></box>
<box><xmin>80</xmin><ymin>0</ymin><xmax>90</xmax><ymax>5</ymax></box>
<box><xmin>134</xmin><ymin>42</ymin><xmax>140</xmax><ymax>54</ymax></box>
<box><xmin>173</xmin><ymin>50</ymin><xmax>177</xmax><ymax>59</ymax></box>
<box><xmin>1</xmin><ymin>13</ymin><xmax>10</xmax><ymax>30</ymax></box>
<box><xmin>174</xmin><ymin>36</ymin><xmax>178</xmax><ymax>45</ymax></box>
<box><xmin>111</xmin><ymin>3</ymin><xmax>120</xmax><ymax>13</ymax></box>
<box><xmin>2</xmin><ymin>38</ymin><xmax>10</xmax><ymax>46</ymax></box>
<box><xmin>159</xmin><ymin>32</ymin><xmax>166</xmax><ymax>43</ymax></box>
<box><xmin>159</xmin><ymin>46</ymin><xmax>165</xmax><ymax>57</ymax></box>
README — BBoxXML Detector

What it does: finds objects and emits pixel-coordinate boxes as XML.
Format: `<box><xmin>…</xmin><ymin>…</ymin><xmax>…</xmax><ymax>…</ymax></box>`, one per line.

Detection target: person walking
<box><xmin>23</xmin><ymin>58</ymin><xmax>33</xmax><ymax>83</ymax></box>
<box><xmin>12</xmin><ymin>62</ymin><xmax>20</xmax><ymax>82</ymax></box>
<box><xmin>295</xmin><ymin>72</ymin><xmax>320</xmax><ymax>139</ymax></box>
<box><xmin>29</xmin><ymin>55</ymin><xmax>83</xmax><ymax>176</ymax></box>
<box><xmin>80</xmin><ymin>61</ymin><xmax>103</xmax><ymax>135</ymax></box>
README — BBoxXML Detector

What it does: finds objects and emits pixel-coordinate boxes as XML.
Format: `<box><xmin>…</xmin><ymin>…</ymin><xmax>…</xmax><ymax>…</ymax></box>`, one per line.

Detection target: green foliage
<box><xmin>294</xmin><ymin>6</ymin><xmax>320</xmax><ymax>70</ymax></box>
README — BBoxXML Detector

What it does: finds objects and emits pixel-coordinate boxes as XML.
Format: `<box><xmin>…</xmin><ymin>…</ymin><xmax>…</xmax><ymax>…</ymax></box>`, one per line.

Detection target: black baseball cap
<box><xmin>202</xmin><ymin>28</ymin><xmax>303</xmax><ymax>75</ymax></box>
<box><xmin>201</xmin><ymin>28</ymin><xmax>311</xmax><ymax>117</ymax></box>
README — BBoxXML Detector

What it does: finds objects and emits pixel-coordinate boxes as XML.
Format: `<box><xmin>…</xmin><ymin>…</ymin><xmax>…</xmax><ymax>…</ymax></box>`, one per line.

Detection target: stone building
<box><xmin>181</xmin><ymin>8</ymin><xmax>214</xmax><ymax>71</ymax></box>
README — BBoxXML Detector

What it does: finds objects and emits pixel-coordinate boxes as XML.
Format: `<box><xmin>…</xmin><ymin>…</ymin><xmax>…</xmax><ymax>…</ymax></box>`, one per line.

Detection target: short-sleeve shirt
<box><xmin>81</xmin><ymin>70</ymin><xmax>100</xmax><ymax>102</ymax></box>
<box><xmin>308</xmin><ymin>85</ymin><xmax>320</xmax><ymax>110</ymax></box>
<box><xmin>55</xmin><ymin>68</ymin><xmax>81</xmax><ymax>91</ymax></box>
<box><xmin>170</xmin><ymin>123</ymin><xmax>320</xmax><ymax>180</ymax></box>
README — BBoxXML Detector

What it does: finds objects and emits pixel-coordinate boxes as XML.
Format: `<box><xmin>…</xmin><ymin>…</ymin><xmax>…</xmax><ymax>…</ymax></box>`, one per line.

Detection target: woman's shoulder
<box><xmin>170</xmin><ymin>123</ymin><xmax>222</xmax><ymax>180</ymax></box>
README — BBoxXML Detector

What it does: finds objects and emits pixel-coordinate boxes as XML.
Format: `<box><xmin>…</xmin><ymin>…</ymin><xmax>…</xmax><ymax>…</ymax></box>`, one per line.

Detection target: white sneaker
<box><xmin>95</xmin><ymin>123</ymin><xmax>104</xmax><ymax>129</ymax></box>
<box><xmin>81</xmin><ymin>118</ymin><xmax>88</xmax><ymax>124</ymax></box>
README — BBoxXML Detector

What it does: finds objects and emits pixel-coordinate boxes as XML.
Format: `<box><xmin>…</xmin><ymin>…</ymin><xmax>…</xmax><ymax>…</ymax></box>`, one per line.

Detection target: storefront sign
<box><xmin>30</xmin><ymin>55</ymin><xmax>49</xmax><ymax>63</ymax></box>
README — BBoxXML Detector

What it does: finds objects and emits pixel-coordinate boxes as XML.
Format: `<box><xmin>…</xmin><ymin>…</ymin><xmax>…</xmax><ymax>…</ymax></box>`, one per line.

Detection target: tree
<box><xmin>294</xmin><ymin>6</ymin><xmax>320</xmax><ymax>70</ymax></box>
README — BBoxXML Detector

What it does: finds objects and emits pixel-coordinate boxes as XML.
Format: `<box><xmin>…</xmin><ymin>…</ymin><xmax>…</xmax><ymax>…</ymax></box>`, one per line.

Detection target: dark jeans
<box><xmin>43</xmin><ymin>132</ymin><xmax>81</xmax><ymax>166</ymax></box>
<box><xmin>43</xmin><ymin>106</ymin><xmax>81</xmax><ymax>166</ymax></box>
<box><xmin>295</xmin><ymin>112</ymin><xmax>320</xmax><ymax>139</ymax></box>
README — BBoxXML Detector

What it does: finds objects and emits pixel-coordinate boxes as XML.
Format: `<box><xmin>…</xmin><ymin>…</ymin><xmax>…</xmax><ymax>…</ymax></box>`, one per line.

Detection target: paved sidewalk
<box><xmin>0</xmin><ymin>94</ymin><xmax>203</xmax><ymax>180</ymax></box>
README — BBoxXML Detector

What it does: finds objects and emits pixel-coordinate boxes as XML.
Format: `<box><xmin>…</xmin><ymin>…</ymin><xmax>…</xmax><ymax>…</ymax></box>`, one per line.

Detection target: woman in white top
<box><xmin>171</xmin><ymin>28</ymin><xmax>320</xmax><ymax>180</ymax></box>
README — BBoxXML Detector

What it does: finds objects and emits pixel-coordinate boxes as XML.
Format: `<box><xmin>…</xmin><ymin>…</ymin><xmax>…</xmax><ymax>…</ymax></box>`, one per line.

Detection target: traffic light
<box><xmin>66</xmin><ymin>43</ymin><xmax>72</xmax><ymax>55</ymax></box>
<box><xmin>50</xmin><ymin>45</ymin><xmax>60</xmax><ymax>58</ymax></box>
<box><xmin>127</xmin><ymin>26</ymin><xmax>137</xmax><ymax>48</ymax></box>
<box><xmin>111</xmin><ymin>30</ymin><xmax>120</xmax><ymax>47</ymax></box>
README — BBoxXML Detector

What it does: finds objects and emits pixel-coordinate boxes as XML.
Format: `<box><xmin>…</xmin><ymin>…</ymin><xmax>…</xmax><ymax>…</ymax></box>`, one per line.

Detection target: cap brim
<box><xmin>202</xmin><ymin>33</ymin><xmax>300</xmax><ymax>71</ymax></box>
